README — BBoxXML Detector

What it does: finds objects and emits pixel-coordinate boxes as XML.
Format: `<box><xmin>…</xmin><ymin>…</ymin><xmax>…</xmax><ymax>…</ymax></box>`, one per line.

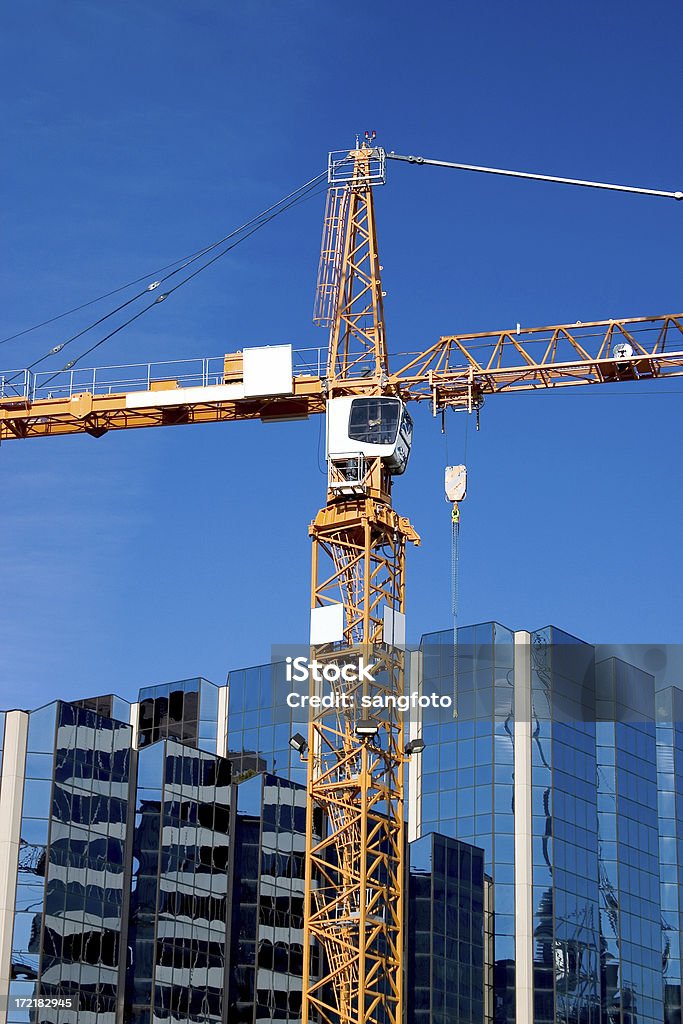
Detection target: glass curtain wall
<box><xmin>137</xmin><ymin>679</ymin><xmax>218</xmax><ymax>754</ymax></box>
<box><xmin>228</xmin><ymin>772</ymin><xmax>311</xmax><ymax>1023</ymax></box>
<box><xmin>407</xmin><ymin>832</ymin><xmax>487</xmax><ymax>1024</ymax></box>
<box><xmin>125</xmin><ymin>738</ymin><xmax>231</xmax><ymax>1024</ymax></box>
<box><xmin>420</xmin><ymin>622</ymin><xmax>517</xmax><ymax>1022</ymax></box>
<box><xmin>226</xmin><ymin>664</ymin><xmax>307</xmax><ymax>787</ymax></box>
<box><xmin>530</xmin><ymin>628</ymin><xmax>602</xmax><ymax>1024</ymax></box>
<box><xmin>72</xmin><ymin>696</ymin><xmax>130</xmax><ymax>725</ymax></box>
<box><xmin>8</xmin><ymin>703</ymin><xmax>58</xmax><ymax>1016</ymax></box>
<box><xmin>656</xmin><ymin>686</ymin><xmax>683</xmax><ymax>1024</ymax></box>
<box><xmin>595</xmin><ymin>658</ymin><xmax>663</xmax><ymax>1024</ymax></box>
<box><xmin>8</xmin><ymin>701</ymin><xmax>132</xmax><ymax>1024</ymax></box>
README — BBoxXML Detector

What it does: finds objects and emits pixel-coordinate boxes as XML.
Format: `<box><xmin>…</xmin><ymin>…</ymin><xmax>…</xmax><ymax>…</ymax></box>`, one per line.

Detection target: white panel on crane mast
<box><xmin>383</xmin><ymin>607</ymin><xmax>406</xmax><ymax>647</ymax></box>
<box><xmin>242</xmin><ymin>344</ymin><xmax>294</xmax><ymax>397</ymax></box>
<box><xmin>310</xmin><ymin>604</ymin><xmax>344</xmax><ymax>644</ymax></box>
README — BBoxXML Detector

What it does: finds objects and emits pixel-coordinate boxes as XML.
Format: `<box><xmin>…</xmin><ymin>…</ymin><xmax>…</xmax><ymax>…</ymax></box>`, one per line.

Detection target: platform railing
<box><xmin>0</xmin><ymin>346</ymin><xmax>329</xmax><ymax>403</ymax></box>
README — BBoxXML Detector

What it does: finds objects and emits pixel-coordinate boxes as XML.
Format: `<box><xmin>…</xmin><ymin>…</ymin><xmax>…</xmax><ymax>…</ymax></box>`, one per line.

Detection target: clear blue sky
<box><xmin>1</xmin><ymin>0</ymin><xmax>681</xmax><ymax>708</ymax></box>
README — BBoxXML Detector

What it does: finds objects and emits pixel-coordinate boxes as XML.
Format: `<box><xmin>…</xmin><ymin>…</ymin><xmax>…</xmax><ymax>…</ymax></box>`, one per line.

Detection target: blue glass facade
<box><xmin>657</xmin><ymin>686</ymin><xmax>683</xmax><ymax>1024</ymax></box>
<box><xmin>531</xmin><ymin>628</ymin><xmax>602</xmax><ymax>1024</ymax></box>
<box><xmin>226</xmin><ymin>662</ymin><xmax>307</xmax><ymax>787</ymax></box>
<box><xmin>417</xmin><ymin>625</ymin><xmax>683</xmax><ymax>1024</ymax></box>
<box><xmin>0</xmin><ymin>680</ymin><xmax>317</xmax><ymax>1024</ymax></box>
<box><xmin>420</xmin><ymin>622</ymin><xmax>518</xmax><ymax>1019</ymax></box>
<box><xmin>125</xmin><ymin>738</ymin><xmax>232</xmax><ymax>1024</ymax></box>
<box><xmin>72</xmin><ymin>694</ymin><xmax>131</xmax><ymax>725</ymax></box>
<box><xmin>595</xmin><ymin>658</ymin><xmax>663</xmax><ymax>1024</ymax></box>
<box><xmin>228</xmin><ymin>772</ymin><xmax>312</xmax><ymax>1022</ymax></box>
<box><xmin>407</xmin><ymin>832</ymin><xmax>487</xmax><ymax>1024</ymax></box>
<box><xmin>8</xmin><ymin>700</ymin><xmax>133</xmax><ymax>1024</ymax></box>
<box><xmin>138</xmin><ymin>677</ymin><xmax>218</xmax><ymax>754</ymax></box>
<box><xmin>2</xmin><ymin>646</ymin><xmax>682</xmax><ymax>1022</ymax></box>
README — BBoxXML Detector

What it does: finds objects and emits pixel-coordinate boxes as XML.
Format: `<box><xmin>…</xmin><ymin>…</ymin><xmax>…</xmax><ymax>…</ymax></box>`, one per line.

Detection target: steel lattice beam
<box><xmin>325</xmin><ymin>149</ymin><xmax>390</xmax><ymax>389</ymax></box>
<box><xmin>303</xmin><ymin>496</ymin><xmax>417</xmax><ymax>1024</ymax></box>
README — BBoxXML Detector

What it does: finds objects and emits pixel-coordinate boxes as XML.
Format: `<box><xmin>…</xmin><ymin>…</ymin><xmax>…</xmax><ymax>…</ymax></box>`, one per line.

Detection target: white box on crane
<box><xmin>242</xmin><ymin>344</ymin><xmax>293</xmax><ymax>398</ymax></box>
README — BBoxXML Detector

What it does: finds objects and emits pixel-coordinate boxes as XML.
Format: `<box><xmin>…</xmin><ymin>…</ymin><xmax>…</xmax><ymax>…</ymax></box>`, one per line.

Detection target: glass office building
<box><xmin>529</xmin><ymin>628</ymin><xmax>602</xmax><ymax>1024</ymax></box>
<box><xmin>226</xmin><ymin>662</ymin><xmax>307</xmax><ymax>787</ymax></box>
<box><xmin>595</xmin><ymin>657</ymin><xmax>663</xmax><ymax>1024</ymax></box>
<box><xmin>137</xmin><ymin>677</ymin><xmax>219</xmax><ymax>754</ymax></box>
<box><xmin>420</xmin><ymin>621</ymin><xmax>519</xmax><ymax>1019</ymax></box>
<box><xmin>0</xmin><ymin>683</ymin><xmax>313</xmax><ymax>1024</ymax></box>
<box><xmin>125</xmin><ymin>738</ymin><xmax>232</xmax><ymax>1024</ymax></box>
<box><xmin>7</xmin><ymin>700</ymin><xmax>133</xmax><ymax>1024</ymax></box>
<box><xmin>228</xmin><ymin>772</ymin><xmax>312</xmax><ymax>1021</ymax></box>
<box><xmin>1</xmin><ymin>635</ymin><xmax>682</xmax><ymax>1024</ymax></box>
<box><xmin>417</xmin><ymin>624</ymin><xmax>683</xmax><ymax>1024</ymax></box>
<box><xmin>657</xmin><ymin>686</ymin><xmax>683</xmax><ymax>1024</ymax></box>
<box><xmin>407</xmin><ymin>832</ymin><xmax>488</xmax><ymax>1024</ymax></box>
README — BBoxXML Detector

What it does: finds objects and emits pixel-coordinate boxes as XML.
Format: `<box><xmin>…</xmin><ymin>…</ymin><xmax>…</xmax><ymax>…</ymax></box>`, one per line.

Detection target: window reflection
<box><xmin>419</xmin><ymin>623</ymin><xmax>515</xmax><ymax>1022</ymax></box>
<box><xmin>407</xmin><ymin>832</ymin><xmax>487</xmax><ymax>1024</ymax></box>
<box><xmin>228</xmin><ymin>772</ymin><xmax>316</xmax><ymax>1021</ymax></box>
<box><xmin>137</xmin><ymin>677</ymin><xmax>219</xmax><ymax>754</ymax></box>
<box><xmin>657</xmin><ymin>686</ymin><xmax>683</xmax><ymax>1024</ymax></box>
<box><xmin>126</xmin><ymin>739</ymin><xmax>231</xmax><ymax>1023</ymax></box>
<box><xmin>4</xmin><ymin>639</ymin><xmax>683</xmax><ymax>1024</ymax></box>
<box><xmin>9</xmin><ymin>701</ymin><xmax>132</xmax><ymax>1024</ymax></box>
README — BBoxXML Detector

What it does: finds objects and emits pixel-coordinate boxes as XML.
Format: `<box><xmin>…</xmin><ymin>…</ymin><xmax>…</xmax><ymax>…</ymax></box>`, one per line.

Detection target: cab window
<box><xmin>348</xmin><ymin>398</ymin><xmax>400</xmax><ymax>445</ymax></box>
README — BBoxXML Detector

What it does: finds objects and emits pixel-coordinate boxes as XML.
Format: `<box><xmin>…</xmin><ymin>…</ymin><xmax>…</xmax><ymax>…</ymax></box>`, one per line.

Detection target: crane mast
<box><xmin>303</xmin><ymin>145</ymin><xmax>417</xmax><ymax>1024</ymax></box>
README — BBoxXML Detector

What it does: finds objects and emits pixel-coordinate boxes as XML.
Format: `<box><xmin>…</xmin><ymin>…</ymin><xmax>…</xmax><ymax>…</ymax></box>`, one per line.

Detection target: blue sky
<box><xmin>1</xmin><ymin>0</ymin><xmax>681</xmax><ymax>708</ymax></box>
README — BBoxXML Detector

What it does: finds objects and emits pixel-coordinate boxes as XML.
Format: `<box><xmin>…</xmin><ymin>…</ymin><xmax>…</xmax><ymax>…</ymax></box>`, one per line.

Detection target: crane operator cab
<box><xmin>326</xmin><ymin>396</ymin><xmax>413</xmax><ymax>494</ymax></box>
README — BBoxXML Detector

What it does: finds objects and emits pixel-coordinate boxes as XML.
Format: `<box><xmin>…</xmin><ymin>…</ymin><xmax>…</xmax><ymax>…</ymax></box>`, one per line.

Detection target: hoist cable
<box><xmin>23</xmin><ymin>288</ymin><xmax>153</xmax><ymax>373</ymax></box>
<box><xmin>30</xmin><ymin>172</ymin><xmax>329</xmax><ymax>379</ymax></box>
<box><xmin>0</xmin><ymin>166</ymin><xmax>331</xmax><ymax>350</ymax></box>
<box><xmin>451</xmin><ymin>506</ymin><xmax>460</xmax><ymax>717</ymax></box>
<box><xmin>37</xmin><ymin>177</ymin><xmax>330</xmax><ymax>387</ymax></box>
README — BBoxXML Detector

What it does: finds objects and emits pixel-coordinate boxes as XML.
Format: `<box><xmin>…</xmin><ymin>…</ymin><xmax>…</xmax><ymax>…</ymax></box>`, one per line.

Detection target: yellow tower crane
<box><xmin>1</xmin><ymin>141</ymin><xmax>682</xmax><ymax>1024</ymax></box>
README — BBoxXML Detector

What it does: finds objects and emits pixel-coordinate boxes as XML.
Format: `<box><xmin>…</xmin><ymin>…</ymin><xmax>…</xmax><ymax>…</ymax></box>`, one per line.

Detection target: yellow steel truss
<box><xmin>2</xmin><ymin>314</ymin><xmax>682</xmax><ymax>442</ymax></box>
<box><xmin>325</xmin><ymin>149</ymin><xmax>390</xmax><ymax>390</ymax></box>
<box><xmin>304</xmin><ymin>498</ymin><xmax>418</xmax><ymax>1024</ymax></box>
<box><xmin>0</xmin><ymin>374</ymin><xmax>325</xmax><ymax>441</ymax></box>
<box><xmin>392</xmin><ymin>313</ymin><xmax>683</xmax><ymax>406</ymax></box>
<box><xmin>303</xmin><ymin>146</ymin><xmax>417</xmax><ymax>1024</ymax></box>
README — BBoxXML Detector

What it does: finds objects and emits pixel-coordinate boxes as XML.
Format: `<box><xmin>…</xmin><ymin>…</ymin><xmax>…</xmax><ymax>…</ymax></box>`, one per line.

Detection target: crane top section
<box><xmin>325</xmin><ymin>141</ymin><xmax>682</xmax><ymax>199</ymax></box>
<box><xmin>328</xmin><ymin>145</ymin><xmax>386</xmax><ymax>187</ymax></box>
<box><xmin>315</xmin><ymin>144</ymin><xmax>391</xmax><ymax>393</ymax></box>
<box><xmin>3</xmin><ymin>141</ymin><xmax>682</xmax><ymax>442</ymax></box>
